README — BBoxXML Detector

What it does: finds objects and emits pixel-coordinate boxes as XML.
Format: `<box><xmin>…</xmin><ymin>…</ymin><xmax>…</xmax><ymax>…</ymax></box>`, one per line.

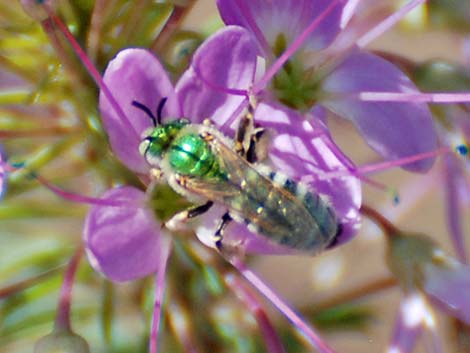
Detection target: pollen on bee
<box><xmin>247</xmin><ymin>222</ymin><xmax>259</xmax><ymax>234</ymax></box>
<box><xmin>150</xmin><ymin>168</ymin><xmax>163</xmax><ymax>180</ymax></box>
<box><xmin>201</xmin><ymin>132</ymin><xmax>214</xmax><ymax>141</ymax></box>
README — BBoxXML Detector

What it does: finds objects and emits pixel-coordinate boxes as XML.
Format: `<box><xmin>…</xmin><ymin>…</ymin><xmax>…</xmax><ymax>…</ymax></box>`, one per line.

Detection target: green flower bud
<box><xmin>34</xmin><ymin>329</ymin><xmax>90</xmax><ymax>353</ymax></box>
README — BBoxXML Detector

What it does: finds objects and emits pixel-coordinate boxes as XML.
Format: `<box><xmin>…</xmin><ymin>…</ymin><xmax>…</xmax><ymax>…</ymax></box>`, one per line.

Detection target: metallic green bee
<box><xmin>134</xmin><ymin>99</ymin><xmax>340</xmax><ymax>253</ymax></box>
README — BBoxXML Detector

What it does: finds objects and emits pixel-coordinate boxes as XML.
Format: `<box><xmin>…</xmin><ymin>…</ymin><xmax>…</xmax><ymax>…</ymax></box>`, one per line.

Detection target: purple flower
<box><xmin>85</xmin><ymin>26</ymin><xmax>361</xmax><ymax>281</ymax></box>
<box><xmin>83</xmin><ymin>186</ymin><xmax>163</xmax><ymax>282</ymax></box>
<box><xmin>412</xmin><ymin>60</ymin><xmax>470</xmax><ymax>263</ymax></box>
<box><xmin>388</xmin><ymin>292</ymin><xmax>438</xmax><ymax>353</ymax></box>
<box><xmin>423</xmin><ymin>259</ymin><xmax>470</xmax><ymax>325</ymax></box>
<box><xmin>436</xmin><ymin>102</ymin><xmax>470</xmax><ymax>264</ymax></box>
<box><xmin>387</xmin><ymin>231</ymin><xmax>470</xmax><ymax>352</ymax></box>
<box><xmin>217</xmin><ymin>0</ymin><xmax>438</xmax><ymax>172</ymax></box>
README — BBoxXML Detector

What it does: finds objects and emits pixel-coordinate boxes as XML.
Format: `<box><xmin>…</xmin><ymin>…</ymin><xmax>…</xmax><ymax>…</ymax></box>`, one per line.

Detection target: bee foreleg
<box><xmin>213</xmin><ymin>212</ymin><xmax>233</xmax><ymax>251</ymax></box>
<box><xmin>165</xmin><ymin>201</ymin><xmax>214</xmax><ymax>231</ymax></box>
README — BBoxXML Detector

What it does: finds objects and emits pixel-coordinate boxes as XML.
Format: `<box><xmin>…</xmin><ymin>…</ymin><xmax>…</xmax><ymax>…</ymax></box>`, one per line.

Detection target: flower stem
<box><xmin>225</xmin><ymin>273</ymin><xmax>287</xmax><ymax>353</ymax></box>
<box><xmin>55</xmin><ymin>247</ymin><xmax>83</xmax><ymax>331</ymax></box>
<box><xmin>41</xmin><ymin>18</ymin><xmax>84</xmax><ymax>86</ymax></box>
<box><xmin>229</xmin><ymin>257</ymin><xmax>338</xmax><ymax>353</ymax></box>
<box><xmin>149</xmin><ymin>237</ymin><xmax>173</xmax><ymax>353</ymax></box>
<box><xmin>355</xmin><ymin>91</ymin><xmax>470</xmax><ymax>104</ymax></box>
<box><xmin>310</xmin><ymin>276</ymin><xmax>397</xmax><ymax>313</ymax></box>
<box><xmin>360</xmin><ymin>204</ymin><xmax>399</xmax><ymax>236</ymax></box>
<box><xmin>43</xmin><ymin>5</ymin><xmax>140</xmax><ymax>141</ymax></box>
<box><xmin>151</xmin><ymin>2</ymin><xmax>197</xmax><ymax>53</ymax></box>
<box><xmin>166</xmin><ymin>298</ymin><xmax>201</xmax><ymax>353</ymax></box>
<box><xmin>87</xmin><ymin>0</ymin><xmax>107</xmax><ymax>63</ymax></box>
<box><xmin>357</xmin><ymin>0</ymin><xmax>427</xmax><ymax>48</ymax></box>
<box><xmin>0</xmin><ymin>127</ymin><xmax>76</xmax><ymax>139</ymax></box>
<box><xmin>316</xmin><ymin>147</ymin><xmax>450</xmax><ymax>181</ymax></box>
<box><xmin>0</xmin><ymin>266</ymin><xmax>64</xmax><ymax>299</ymax></box>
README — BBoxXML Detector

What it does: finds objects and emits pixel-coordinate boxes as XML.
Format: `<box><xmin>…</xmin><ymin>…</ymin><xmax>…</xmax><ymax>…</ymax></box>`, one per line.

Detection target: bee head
<box><xmin>139</xmin><ymin>119</ymin><xmax>190</xmax><ymax>166</ymax></box>
<box><xmin>132</xmin><ymin>98</ymin><xmax>189</xmax><ymax>166</ymax></box>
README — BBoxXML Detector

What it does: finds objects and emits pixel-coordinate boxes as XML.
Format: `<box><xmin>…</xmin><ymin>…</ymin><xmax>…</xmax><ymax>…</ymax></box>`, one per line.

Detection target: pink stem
<box><xmin>167</xmin><ymin>300</ymin><xmax>200</xmax><ymax>353</ymax></box>
<box><xmin>55</xmin><ymin>248</ymin><xmax>83</xmax><ymax>331</ymax></box>
<box><xmin>149</xmin><ymin>238</ymin><xmax>173</xmax><ymax>353</ymax></box>
<box><xmin>43</xmin><ymin>6</ymin><xmax>140</xmax><ymax>141</ymax></box>
<box><xmin>34</xmin><ymin>174</ymin><xmax>125</xmax><ymax>207</ymax></box>
<box><xmin>229</xmin><ymin>258</ymin><xmax>337</xmax><ymax>353</ymax></box>
<box><xmin>353</xmin><ymin>91</ymin><xmax>470</xmax><ymax>104</ymax></box>
<box><xmin>357</xmin><ymin>0</ymin><xmax>427</xmax><ymax>48</ymax></box>
<box><xmin>317</xmin><ymin>147</ymin><xmax>449</xmax><ymax>181</ymax></box>
<box><xmin>2</xmin><ymin>162</ymin><xmax>135</xmax><ymax>207</ymax></box>
<box><xmin>0</xmin><ymin>266</ymin><xmax>63</xmax><ymax>299</ymax></box>
<box><xmin>225</xmin><ymin>273</ymin><xmax>287</xmax><ymax>353</ymax></box>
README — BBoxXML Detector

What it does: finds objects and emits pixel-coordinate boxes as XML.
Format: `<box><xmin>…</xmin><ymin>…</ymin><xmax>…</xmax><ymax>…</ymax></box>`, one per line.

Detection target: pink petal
<box><xmin>255</xmin><ymin>102</ymin><xmax>362</xmax><ymax>245</ymax></box>
<box><xmin>99</xmin><ymin>49</ymin><xmax>181</xmax><ymax>173</ymax></box>
<box><xmin>176</xmin><ymin>26</ymin><xmax>258</xmax><ymax>129</ymax></box>
<box><xmin>443</xmin><ymin>154</ymin><xmax>469</xmax><ymax>262</ymax></box>
<box><xmin>194</xmin><ymin>206</ymin><xmax>296</xmax><ymax>255</ymax></box>
<box><xmin>424</xmin><ymin>262</ymin><xmax>470</xmax><ymax>324</ymax></box>
<box><xmin>217</xmin><ymin>0</ymin><xmax>344</xmax><ymax>53</ymax></box>
<box><xmin>388</xmin><ymin>293</ymin><xmax>426</xmax><ymax>353</ymax></box>
<box><xmin>322</xmin><ymin>51</ymin><xmax>438</xmax><ymax>173</ymax></box>
<box><xmin>83</xmin><ymin>186</ymin><xmax>162</xmax><ymax>282</ymax></box>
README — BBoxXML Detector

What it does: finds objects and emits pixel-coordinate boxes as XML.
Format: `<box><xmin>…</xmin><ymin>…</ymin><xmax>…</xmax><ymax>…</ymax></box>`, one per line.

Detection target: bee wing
<box><xmin>182</xmin><ymin>137</ymin><xmax>323</xmax><ymax>248</ymax></box>
<box><xmin>179</xmin><ymin>177</ymin><xmax>240</xmax><ymax>199</ymax></box>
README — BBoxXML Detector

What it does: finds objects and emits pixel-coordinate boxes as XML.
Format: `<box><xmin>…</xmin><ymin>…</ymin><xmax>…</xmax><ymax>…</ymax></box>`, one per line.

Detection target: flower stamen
<box><xmin>253</xmin><ymin>0</ymin><xmax>343</xmax><ymax>95</ymax></box>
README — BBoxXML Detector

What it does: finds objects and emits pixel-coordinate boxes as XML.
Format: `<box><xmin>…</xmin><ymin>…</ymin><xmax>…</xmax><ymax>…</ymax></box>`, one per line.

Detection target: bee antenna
<box><xmin>156</xmin><ymin>97</ymin><xmax>167</xmax><ymax>125</ymax></box>
<box><xmin>132</xmin><ymin>100</ymin><xmax>158</xmax><ymax>127</ymax></box>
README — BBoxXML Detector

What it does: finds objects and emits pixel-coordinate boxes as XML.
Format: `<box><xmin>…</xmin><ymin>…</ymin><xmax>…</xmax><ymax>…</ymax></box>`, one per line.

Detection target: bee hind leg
<box><xmin>213</xmin><ymin>212</ymin><xmax>232</xmax><ymax>251</ymax></box>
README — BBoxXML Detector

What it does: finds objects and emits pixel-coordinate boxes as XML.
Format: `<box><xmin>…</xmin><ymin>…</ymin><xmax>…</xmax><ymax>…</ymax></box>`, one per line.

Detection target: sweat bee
<box><xmin>134</xmin><ymin>98</ymin><xmax>341</xmax><ymax>253</ymax></box>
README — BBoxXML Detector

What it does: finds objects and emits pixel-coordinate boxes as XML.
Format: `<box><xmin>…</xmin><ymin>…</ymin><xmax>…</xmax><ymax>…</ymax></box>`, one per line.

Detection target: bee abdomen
<box><xmin>258</xmin><ymin>167</ymin><xmax>339</xmax><ymax>250</ymax></box>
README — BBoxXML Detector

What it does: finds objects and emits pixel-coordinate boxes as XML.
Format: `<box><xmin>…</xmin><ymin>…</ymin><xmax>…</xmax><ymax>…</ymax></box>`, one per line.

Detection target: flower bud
<box><xmin>386</xmin><ymin>231</ymin><xmax>470</xmax><ymax>324</ymax></box>
<box><xmin>386</xmin><ymin>231</ymin><xmax>437</xmax><ymax>291</ymax></box>
<box><xmin>20</xmin><ymin>0</ymin><xmax>58</xmax><ymax>22</ymax></box>
<box><xmin>34</xmin><ymin>329</ymin><xmax>90</xmax><ymax>353</ymax></box>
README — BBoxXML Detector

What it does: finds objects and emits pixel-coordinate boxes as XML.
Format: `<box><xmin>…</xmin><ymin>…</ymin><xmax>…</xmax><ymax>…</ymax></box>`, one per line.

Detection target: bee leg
<box><xmin>245</xmin><ymin>128</ymin><xmax>269</xmax><ymax>163</ymax></box>
<box><xmin>144</xmin><ymin>168</ymin><xmax>165</xmax><ymax>198</ymax></box>
<box><xmin>213</xmin><ymin>212</ymin><xmax>233</xmax><ymax>251</ymax></box>
<box><xmin>165</xmin><ymin>201</ymin><xmax>214</xmax><ymax>231</ymax></box>
<box><xmin>326</xmin><ymin>223</ymin><xmax>343</xmax><ymax>249</ymax></box>
<box><xmin>187</xmin><ymin>201</ymin><xmax>214</xmax><ymax>218</ymax></box>
<box><xmin>235</xmin><ymin>101</ymin><xmax>256</xmax><ymax>157</ymax></box>
<box><xmin>235</xmin><ymin>97</ymin><xmax>269</xmax><ymax>163</ymax></box>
